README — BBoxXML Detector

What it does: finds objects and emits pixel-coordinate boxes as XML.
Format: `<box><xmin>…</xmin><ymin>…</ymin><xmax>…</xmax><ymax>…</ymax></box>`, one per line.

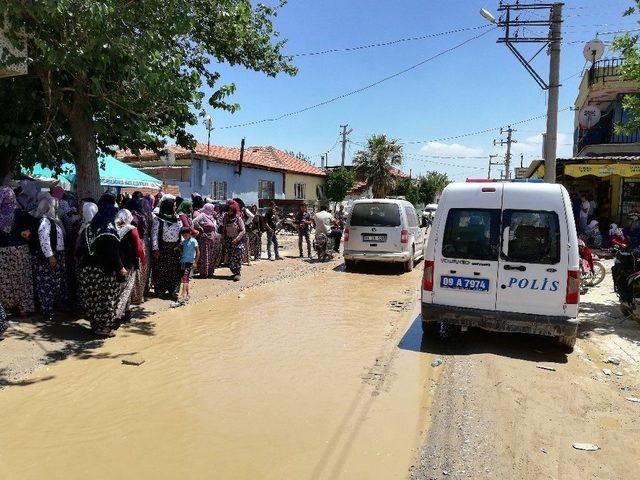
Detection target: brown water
<box><xmin>0</xmin><ymin>267</ymin><xmax>435</xmax><ymax>479</ymax></box>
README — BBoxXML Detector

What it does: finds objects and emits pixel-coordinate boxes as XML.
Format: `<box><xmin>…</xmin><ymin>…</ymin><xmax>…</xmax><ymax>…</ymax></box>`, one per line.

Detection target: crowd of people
<box><xmin>0</xmin><ymin>183</ymin><xmax>346</xmax><ymax>339</ymax></box>
<box><xmin>572</xmin><ymin>192</ymin><xmax>637</xmax><ymax>250</ymax></box>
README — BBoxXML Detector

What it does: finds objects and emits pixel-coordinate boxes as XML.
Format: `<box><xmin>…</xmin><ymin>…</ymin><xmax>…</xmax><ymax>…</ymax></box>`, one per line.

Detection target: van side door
<box><xmin>496</xmin><ymin>191</ymin><xmax>567</xmax><ymax>316</ymax></box>
<box><xmin>404</xmin><ymin>206</ymin><xmax>423</xmax><ymax>255</ymax></box>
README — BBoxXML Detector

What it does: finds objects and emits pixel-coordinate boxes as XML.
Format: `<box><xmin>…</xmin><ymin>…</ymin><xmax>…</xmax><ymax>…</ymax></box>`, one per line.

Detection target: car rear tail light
<box><xmin>566</xmin><ymin>270</ymin><xmax>580</xmax><ymax>304</ymax></box>
<box><xmin>423</xmin><ymin>260</ymin><xmax>434</xmax><ymax>291</ymax></box>
<box><xmin>401</xmin><ymin>229</ymin><xmax>408</xmax><ymax>244</ymax></box>
<box><xmin>344</xmin><ymin>228</ymin><xmax>350</xmax><ymax>242</ymax></box>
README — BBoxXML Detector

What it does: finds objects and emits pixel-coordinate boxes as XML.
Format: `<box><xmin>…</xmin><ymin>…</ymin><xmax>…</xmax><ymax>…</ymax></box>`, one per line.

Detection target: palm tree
<box><xmin>353</xmin><ymin>134</ymin><xmax>403</xmax><ymax>198</ymax></box>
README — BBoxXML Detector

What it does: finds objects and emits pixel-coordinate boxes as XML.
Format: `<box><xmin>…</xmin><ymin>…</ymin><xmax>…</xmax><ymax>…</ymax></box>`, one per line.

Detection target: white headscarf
<box><xmin>34</xmin><ymin>194</ymin><xmax>60</xmax><ymax>224</ymax></box>
<box><xmin>610</xmin><ymin>223</ymin><xmax>623</xmax><ymax>237</ymax></box>
<box><xmin>115</xmin><ymin>209</ymin><xmax>135</xmax><ymax>239</ymax></box>
<box><xmin>80</xmin><ymin>202</ymin><xmax>98</xmax><ymax>232</ymax></box>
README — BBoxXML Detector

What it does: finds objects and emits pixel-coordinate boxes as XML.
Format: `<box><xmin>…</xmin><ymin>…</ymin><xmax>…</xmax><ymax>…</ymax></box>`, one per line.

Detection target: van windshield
<box><xmin>442</xmin><ymin>209</ymin><xmax>501</xmax><ymax>261</ymax></box>
<box><xmin>350</xmin><ymin>203</ymin><xmax>401</xmax><ymax>227</ymax></box>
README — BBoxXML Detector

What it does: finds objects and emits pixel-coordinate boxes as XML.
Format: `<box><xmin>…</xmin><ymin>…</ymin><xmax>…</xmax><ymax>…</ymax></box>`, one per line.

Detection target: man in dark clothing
<box><xmin>264</xmin><ymin>201</ymin><xmax>281</xmax><ymax>260</ymax></box>
<box><xmin>296</xmin><ymin>204</ymin><xmax>312</xmax><ymax>258</ymax></box>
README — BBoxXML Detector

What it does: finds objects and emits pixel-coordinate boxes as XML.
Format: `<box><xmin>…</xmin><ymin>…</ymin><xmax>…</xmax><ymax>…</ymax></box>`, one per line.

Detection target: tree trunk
<box><xmin>0</xmin><ymin>148</ymin><xmax>15</xmax><ymax>186</ymax></box>
<box><xmin>68</xmin><ymin>100</ymin><xmax>101</xmax><ymax>199</ymax></box>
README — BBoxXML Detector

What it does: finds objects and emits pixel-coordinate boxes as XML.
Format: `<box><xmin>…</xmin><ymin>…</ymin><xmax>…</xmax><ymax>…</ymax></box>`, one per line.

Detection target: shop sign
<box><xmin>564</xmin><ymin>163</ymin><xmax>640</xmax><ymax>178</ymax></box>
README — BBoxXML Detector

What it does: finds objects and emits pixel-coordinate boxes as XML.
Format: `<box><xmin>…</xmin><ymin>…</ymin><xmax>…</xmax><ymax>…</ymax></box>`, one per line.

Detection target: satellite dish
<box><xmin>579</xmin><ymin>105</ymin><xmax>602</xmax><ymax>129</ymax></box>
<box><xmin>583</xmin><ymin>39</ymin><xmax>605</xmax><ymax>62</ymax></box>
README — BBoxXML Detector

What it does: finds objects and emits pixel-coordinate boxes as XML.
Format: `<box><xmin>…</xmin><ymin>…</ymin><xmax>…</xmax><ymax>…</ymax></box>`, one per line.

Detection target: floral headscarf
<box><xmin>176</xmin><ymin>199</ymin><xmax>193</xmax><ymax>216</ymax></box>
<box><xmin>115</xmin><ymin>209</ymin><xmax>135</xmax><ymax>239</ymax></box>
<box><xmin>157</xmin><ymin>194</ymin><xmax>178</xmax><ymax>223</ymax></box>
<box><xmin>0</xmin><ymin>186</ymin><xmax>17</xmax><ymax>233</ymax></box>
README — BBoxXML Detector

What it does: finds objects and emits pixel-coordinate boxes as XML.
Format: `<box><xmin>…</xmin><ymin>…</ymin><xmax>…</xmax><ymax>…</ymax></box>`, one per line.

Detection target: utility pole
<box><xmin>487</xmin><ymin>154</ymin><xmax>501</xmax><ymax>179</ymax></box>
<box><xmin>493</xmin><ymin>126</ymin><xmax>517</xmax><ymax>180</ymax></box>
<box><xmin>493</xmin><ymin>2</ymin><xmax>563</xmax><ymax>183</ymax></box>
<box><xmin>340</xmin><ymin>124</ymin><xmax>353</xmax><ymax>167</ymax></box>
<box><xmin>544</xmin><ymin>3</ymin><xmax>563</xmax><ymax>183</ymax></box>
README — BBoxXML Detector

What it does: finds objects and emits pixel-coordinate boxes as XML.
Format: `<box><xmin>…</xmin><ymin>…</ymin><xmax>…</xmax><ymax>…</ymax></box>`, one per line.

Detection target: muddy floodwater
<box><xmin>0</xmin><ymin>266</ymin><xmax>436</xmax><ymax>479</ymax></box>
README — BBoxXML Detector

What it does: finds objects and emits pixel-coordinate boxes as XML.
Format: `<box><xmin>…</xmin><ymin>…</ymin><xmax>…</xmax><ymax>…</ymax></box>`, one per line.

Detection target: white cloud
<box><xmin>420</xmin><ymin>141</ymin><xmax>484</xmax><ymax>157</ymax></box>
<box><xmin>510</xmin><ymin>132</ymin><xmax>573</xmax><ymax>157</ymax></box>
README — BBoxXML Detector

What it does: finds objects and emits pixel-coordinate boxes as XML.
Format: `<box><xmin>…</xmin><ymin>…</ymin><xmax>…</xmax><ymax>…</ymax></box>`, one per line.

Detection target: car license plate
<box><xmin>363</xmin><ymin>234</ymin><xmax>386</xmax><ymax>242</ymax></box>
<box><xmin>440</xmin><ymin>276</ymin><xmax>489</xmax><ymax>292</ymax></box>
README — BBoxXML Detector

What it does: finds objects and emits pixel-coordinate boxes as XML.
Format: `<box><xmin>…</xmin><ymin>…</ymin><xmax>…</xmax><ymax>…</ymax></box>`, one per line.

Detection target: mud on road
<box><xmin>411</xmin><ymin>259</ymin><xmax>640</xmax><ymax>480</ymax></box>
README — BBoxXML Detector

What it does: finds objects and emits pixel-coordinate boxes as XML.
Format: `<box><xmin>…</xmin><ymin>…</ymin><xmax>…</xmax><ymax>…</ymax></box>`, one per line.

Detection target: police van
<box><xmin>421</xmin><ymin>180</ymin><xmax>580</xmax><ymax>350</ymax></box>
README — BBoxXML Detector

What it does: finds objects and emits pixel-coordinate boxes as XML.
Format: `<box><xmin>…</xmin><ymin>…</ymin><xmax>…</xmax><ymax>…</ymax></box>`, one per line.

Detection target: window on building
<box><xmin>294</xmin><ymin>182</ymin><xmax>306</xmax><ymax>200</ymax></box>
<box><xmin>258</xmin><ymin>180</ymin><xmax>275</xmax><ymax>200</ymax></box>
<box><xmin>316</xmin><ymin>184</ymin><xmax>325</xmax><ymax>200</ymax></box>
<box><xmin>211</xmin><ymin>181</ymin><xmax>227</xmax><ymax>201</ymax></box>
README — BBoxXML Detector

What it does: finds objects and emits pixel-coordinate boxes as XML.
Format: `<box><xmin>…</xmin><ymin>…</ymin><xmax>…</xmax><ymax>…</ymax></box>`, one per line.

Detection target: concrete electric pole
<box><xmin>489</xmin><ymin>2</ymin><xmax>563</xmax><ymax>183</ymax></box>
<box><xmin>493</xmin><ymin>126</ymin><xmax>517</xmax><ymax>180</ymax></box>
<box><xmin>340</xmin><ymin>124</ymin><xmax>353</xmax><ymax>167</ymax></box>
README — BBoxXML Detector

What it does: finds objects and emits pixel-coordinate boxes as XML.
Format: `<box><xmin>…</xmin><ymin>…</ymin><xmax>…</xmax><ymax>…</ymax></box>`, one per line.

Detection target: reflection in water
<box><xmin>0</xmin><ymin>268</ymin><xmax>434</xmax><ymax>480</ymax></box>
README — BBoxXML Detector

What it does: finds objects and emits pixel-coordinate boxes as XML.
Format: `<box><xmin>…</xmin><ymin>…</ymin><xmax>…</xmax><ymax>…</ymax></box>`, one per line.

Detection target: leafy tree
<box><xmin>1</xmin><ymin>1</ymin><xmax>296</xmax><ymax>197</ymax></box>
<box><xmin>353</xmin><ymin>134</ymin><xmax>402</xmax><ymax>198</ymax></box>
<box><xmin>418</xmin><ymin>171</ymin><xmax>450</xmax><ymax>205</ymax></box>
<box><xmin>285</xmin><ymin>150</ymin><xmax>311</xmax><ymax>163</ymax></box>
<box><xmin>613</xmin><ymin>3</ymin><xmax>640</xmax><ymax>134</ymax></box>
<box><xmin>394</xmin><ymin>177</ymin><xmax>420</xmax><ymax>205</ymax></box>
<box><xmin>326</xmin><ymin>167</ymin><xmax>355</xmax><ymax>204</ymax></box>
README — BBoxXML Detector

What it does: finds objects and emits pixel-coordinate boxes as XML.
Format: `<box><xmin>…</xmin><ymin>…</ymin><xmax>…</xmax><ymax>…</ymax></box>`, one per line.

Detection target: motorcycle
<box><xmin>313</xmin><ymin>233</ymin><xmax>335</xmax><ymax>262</ymax></box>
<box><xmin>578</xmin><ymin>239</ymin><xmax>606</xmax><ymax>292</ymax></box>
<box><xmin>276</xmin><ymin>214</ymin><xmax>298</xmax><ymax>235</ymax></box>
<box><xmin>612</xmin><ymin>246</ymin><xmax>640</xmax><ymax>320</ymax></box>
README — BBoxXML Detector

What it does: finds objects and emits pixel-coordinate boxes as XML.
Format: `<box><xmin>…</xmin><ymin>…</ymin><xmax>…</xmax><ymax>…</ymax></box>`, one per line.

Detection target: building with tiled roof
<box><xmin>117</xmin><ymin>144</ymin><xmax>326</xmax><ymax>205</ymax></box>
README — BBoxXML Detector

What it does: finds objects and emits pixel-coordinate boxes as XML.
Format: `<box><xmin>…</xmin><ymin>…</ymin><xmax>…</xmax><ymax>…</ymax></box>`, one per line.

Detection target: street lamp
<box><xmin>204</xmin><ymin>115</ymin><xmax>213</xmax><ymax>155</ymax></box>
<box><xmin>480</xmin><ymin>8</ymin><xmax>497</xmax><ymax>24</ymax></box>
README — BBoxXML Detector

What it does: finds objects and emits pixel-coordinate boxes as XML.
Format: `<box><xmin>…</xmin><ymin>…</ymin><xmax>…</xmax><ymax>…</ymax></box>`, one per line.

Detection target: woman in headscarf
<box><xmin>191</xmin><ymin>193</ymin><xmax>205</xmax><ymax>218</ymax></box>
<box><xmin>248</xmin><ymin>204</ymin><xmax>265</xmax><ymax>261</ymax></box>
<box><xmin>115</xmin><ymin>209</ymin><xmax>145</xmax><ymax>320</ymax></box>
<box><xmin>0</xmin><ymin>187</ymin><xmax>35</xmax><ymax>316</ymax></box>
<box><xmin>233</xmin><ymin>198</ymin><xmax>253</xmax><ymax>266</ymax></box>
<box><xmin>151</xmin><ymin>195</ymin><xmax>182</xmax><ymax>300</ymax></box>
<box><xmin>78</xmin><ymin>194</ymin><xmax>127</xmax><ymax>337</ymax></box>
<box><xmin>33</xmin><ymin>194</ymin><xmax>67</xmax><ymax>320</ymax></box>
<box><xmin>176</xmin><ymin>199</ymin><xmax>194</xmax><ymax>228</ymax></box>
<box><xmin>192</xmin><ymin>203</ymin><xmax>221</xmax><ymax>278</ymax></box>
<box><xmin>126</xmin><ymin>197</ymin><xmax>151</xmax><ymax>305</ymax></box>
<box><xmin>221</xmin><ymin>201</ymin><xmax>246</xmax><ymax>281</ymax></box>
<box><xmin>16</xmin><ymin>180</ymin><xmax>39</xmax><ymax>212</ymax></box>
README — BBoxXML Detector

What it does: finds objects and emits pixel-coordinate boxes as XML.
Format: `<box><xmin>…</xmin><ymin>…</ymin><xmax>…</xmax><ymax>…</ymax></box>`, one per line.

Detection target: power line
<box><xmin>216</xmin><ymin>27</ymin><xmax>497</xmax><ymax>130</ymax></box>
<box><xmin>287</xmin><ymin>25</ymin><xmax>490</xmax><ymax>57</ymax></box>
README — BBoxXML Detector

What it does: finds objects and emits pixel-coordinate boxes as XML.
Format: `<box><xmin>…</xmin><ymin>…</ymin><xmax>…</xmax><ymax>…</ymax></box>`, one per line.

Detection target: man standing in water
<box><xmin>264</xmin><ymin>201</ymin><xmax>281</xmax><ymax>261</ymax></box>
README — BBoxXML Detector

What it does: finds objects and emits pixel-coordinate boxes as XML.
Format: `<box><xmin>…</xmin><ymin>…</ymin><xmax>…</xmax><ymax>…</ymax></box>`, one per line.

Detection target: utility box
<box><xmin>0</xmin><ymin>18</ymin><xmax>27</xmax><ymax>78</ymax></box>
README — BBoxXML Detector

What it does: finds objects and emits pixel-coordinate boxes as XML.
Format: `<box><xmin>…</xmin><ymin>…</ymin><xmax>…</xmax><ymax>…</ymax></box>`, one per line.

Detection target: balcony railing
<box><xmin>576</xmin><ymin>117</ymin><xmax>640</xmax><ymax>154</ymax></box>
<box><xmin>587</xmin><ymin>57</ymin><xmax>626</xmax><ymax>87</ymax></box>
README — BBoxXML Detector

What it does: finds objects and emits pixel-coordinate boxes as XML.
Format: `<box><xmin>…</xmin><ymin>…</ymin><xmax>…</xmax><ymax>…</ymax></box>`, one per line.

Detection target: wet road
<box><xmin>0</xmin><ymin>263</ymin><xmax>436</xmax><ymax>479</ymax></box>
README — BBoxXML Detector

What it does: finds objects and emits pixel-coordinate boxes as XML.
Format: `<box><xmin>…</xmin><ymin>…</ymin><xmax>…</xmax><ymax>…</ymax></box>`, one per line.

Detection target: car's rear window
<box><xmin>350</xmin><ymin>203</ymin><xmax>401</xmax><ymax>227</ymax></box>
<box><xmin>503</xmin><ymin>210</ymin><xmax>561</xmax><ymax>264</ymax></box>
<box><xmin>442</xmin><ymin>209</ymin><xmax>501</xmax><ymax>261</ymax></box>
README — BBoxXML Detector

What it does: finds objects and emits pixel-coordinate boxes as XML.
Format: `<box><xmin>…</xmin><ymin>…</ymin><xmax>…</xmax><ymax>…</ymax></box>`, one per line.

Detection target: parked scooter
<box><xmin>276</xmin><ymin>214</ymin><xmax>298</xmax><ymax>235</ymax></box>
<box><xmin>612</xmin><ymin>245</ymin><xmax>640</xmax><ymax>320</ymax></box>
<box><xmin>578</xmin><ymin>239</ymin><xmax>606</xmax><ymax>292</ymax></box>
<box><xmin>313</xmin><ymin>233</ymin><xmax>335</xmax><ymax>262</ymax></box>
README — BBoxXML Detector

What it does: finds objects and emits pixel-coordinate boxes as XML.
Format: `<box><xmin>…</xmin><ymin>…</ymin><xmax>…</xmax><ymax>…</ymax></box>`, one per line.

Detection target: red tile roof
<box><xmin>389</xmin><ymin>166</ymin><xmax>410</xmax><ymax>178</ymax></box>
<box><xmin>117</xmin><ymin>144</ymin><xmax>325</xmax><ymax>177</ymax></box>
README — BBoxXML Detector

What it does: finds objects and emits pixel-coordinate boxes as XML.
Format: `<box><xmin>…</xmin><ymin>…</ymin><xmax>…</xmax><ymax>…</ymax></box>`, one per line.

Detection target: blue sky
<box><xmin>190</xmin><ymin>0</ymin><xmax>639</xmax><ymax>181</ymax></box>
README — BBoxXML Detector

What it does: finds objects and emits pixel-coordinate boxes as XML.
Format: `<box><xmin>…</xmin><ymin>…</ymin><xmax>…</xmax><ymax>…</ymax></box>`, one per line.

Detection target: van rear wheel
<box><xmin>403</xmin><ymin>247</ymin><xmax>415</xmax><ymax>272</ymax></box>
<box><xmin>557</xmin><ymin>334</ymin><xmax>576</xmax><ymax>352</ymax></box>
<box><xmin>421</xmin><ymin>320</ymin><xmax>441</xmax><ymax>335</ymax></box>
<box><xmin>344</xmin><ymin>259</ymin><xmax>356</xmax><ymax>271</ymax></box>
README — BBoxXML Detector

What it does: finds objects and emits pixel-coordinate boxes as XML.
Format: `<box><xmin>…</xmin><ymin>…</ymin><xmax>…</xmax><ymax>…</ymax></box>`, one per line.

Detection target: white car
<box><xmin>421</xmin><ymin>181</ymin><xmax>580</xmax><ymax>350</ymax></box>
<box><xmin>343</xmin><ymin>199</ymin><xmax>425</xmax><ymax>272</ymax></box>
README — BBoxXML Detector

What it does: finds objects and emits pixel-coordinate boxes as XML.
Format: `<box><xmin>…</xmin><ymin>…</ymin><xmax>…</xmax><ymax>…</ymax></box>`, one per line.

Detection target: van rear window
<box><xmin>503</xmin><ymin>210</ymin><xmax>560</xmax><ymax>264</ymax></box>
<box><xmin>350</xmin><ymin>203</ymin><xmax>401</xmax><ymax>227</ymax></box>
<box><xmin>442</xmin><ymin>209</ymin><xmax>501</xmax><ymax>261</ymax></box>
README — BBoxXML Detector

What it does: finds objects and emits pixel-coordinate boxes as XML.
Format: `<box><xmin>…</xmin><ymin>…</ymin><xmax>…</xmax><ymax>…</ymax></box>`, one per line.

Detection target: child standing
<box><xmin>175</xmin><ymin>226</ymin><xmax>200</xmax><ymax>305</ymax></box>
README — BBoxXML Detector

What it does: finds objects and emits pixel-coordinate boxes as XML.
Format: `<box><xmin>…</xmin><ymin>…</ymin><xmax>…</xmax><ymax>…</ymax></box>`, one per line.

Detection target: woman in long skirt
<box><xmin>33</xmin><ymin>195</ymin><xmax>67</xmax><ymax>320</ymax></box>
<box><xmin>192</xmin><ymin>203</ymin><xmax>221</xmax><ymax>277</ymax></box>
<box><xmin>0</xmin><ymin>187</ymin><xmax>35</xmax><ymax>316</ymax></box>
<box><xmin>116</xmin><ymin>209</ymin><xmax>145</xmax><ymax>321</ymax></box>
<box><xmin>151</xmin><ymin>195</ymin><xmax>182</xmax><ymax>300</ymax></box>
<box><xmin>78</xmin><ymin>193</ymin><xmax>127</xmax><ymax>337</ymax></box>
<box><xmin>126</xmin><ymin>197</ymin><xmax>151</xmax><ymax>305</ymax></box>
<box><xmin>222</xmin><ymin>201</ymin><xmax>246</xmax><ymax>282</ymax></box>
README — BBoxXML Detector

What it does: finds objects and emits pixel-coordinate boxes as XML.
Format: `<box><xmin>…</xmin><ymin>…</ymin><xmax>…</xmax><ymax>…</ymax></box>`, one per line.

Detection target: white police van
<box><xmin>421</xmin><ymin>180</ymin><xmax>580</xmax><ymax>350</ymax></box>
